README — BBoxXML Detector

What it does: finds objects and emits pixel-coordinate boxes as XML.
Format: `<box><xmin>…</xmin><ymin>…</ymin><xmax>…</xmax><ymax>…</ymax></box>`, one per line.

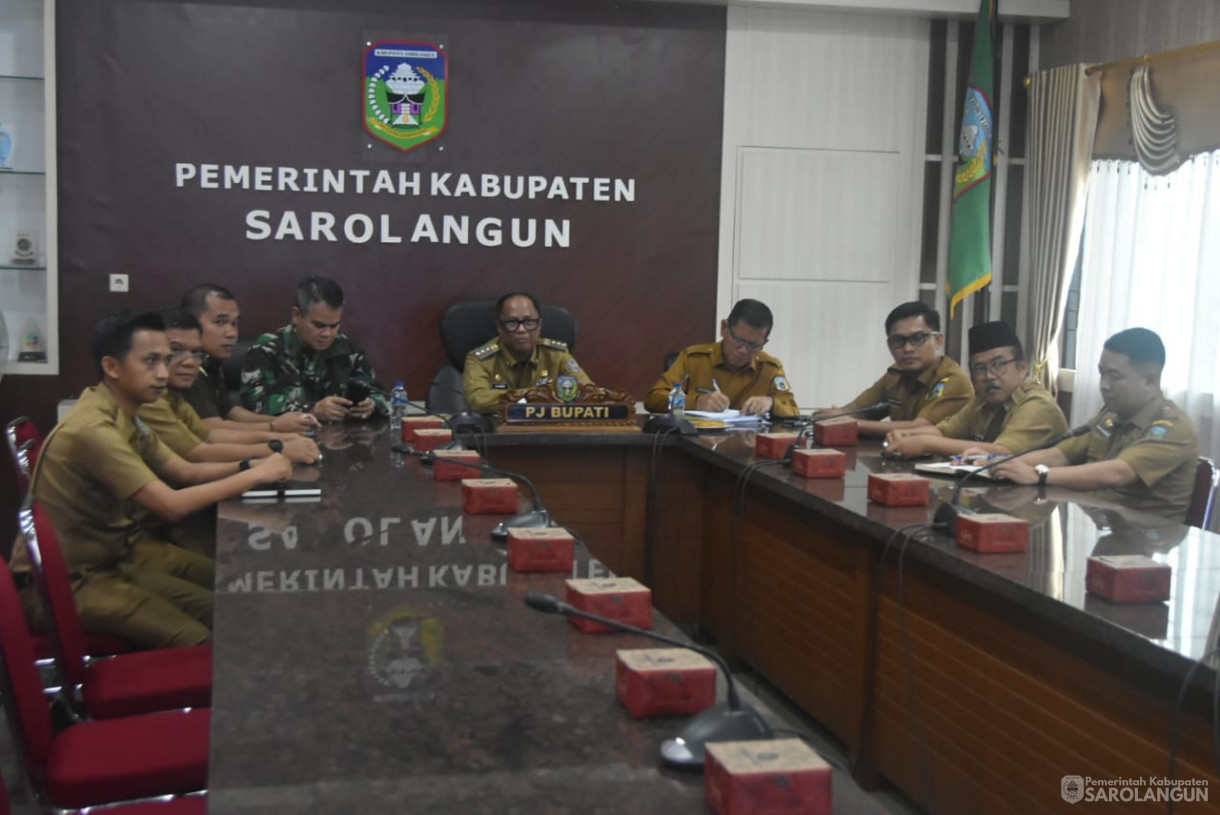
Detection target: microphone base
<box><xmin>642</xmin><ymin>414</ymin><xmax>698</xmax><ymax>436</ymax></box>
<box><xmin>418</xmin><ymin>439</ymin><xmax>464</xmax><ymax>465</ymax></box>
<box><xmin>659</xmin><ymin>703</ymin><xmax>774</xmax><ymax>770</ymax></box>
<box><xmin>490</xmin><ymin>509</ymin><xmax>551</xmax><ymax>542</ymax></box>
<box><xmin>932</xmin><ymin>501</ymin><xmax>960</xmax><ymax>535</ymax></box>
<box><xmin>448</xmin><ymin>411</ymin><xmax>494</xmax><ymax>435</ymax></box>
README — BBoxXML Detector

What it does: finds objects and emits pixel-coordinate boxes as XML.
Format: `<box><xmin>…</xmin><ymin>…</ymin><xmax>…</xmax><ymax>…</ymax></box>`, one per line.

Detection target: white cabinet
<box><xmin>0</xmin><ymin>0</ymin><xmax>58</xmax><ymax>375</ymax></box>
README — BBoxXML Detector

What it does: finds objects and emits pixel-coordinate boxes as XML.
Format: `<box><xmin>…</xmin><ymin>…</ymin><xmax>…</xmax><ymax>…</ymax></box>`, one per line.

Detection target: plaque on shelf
<box><xmin>11</xmin><ymin>230</ymin><xmax>36</xmax><ymax>265</ymax></box>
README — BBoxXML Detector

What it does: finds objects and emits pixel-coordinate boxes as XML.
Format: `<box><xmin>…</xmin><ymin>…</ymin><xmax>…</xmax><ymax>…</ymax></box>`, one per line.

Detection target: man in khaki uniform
<box><xmin>884</xmin><ymin>321</ymin><xmax>1067</xmax><ymax>459</ymax></box>
<box><xmin>9</xmin><ymin>310</ymin><xmax>292</xmax><ymax>649</ymax></box>
<box><xmin>137</xmin><ymin>308</ymin><xmax>321</xmax><ymax>557</ymax></box>
<box><xmin>818</xmin><ymin>301</ymin><xmax>972</xmax><ymax>436</ymax></box>
<box><xmin>645</xmin><ymin>298</ymin><xmax>799</xmax><ymax>418</ymax></box>
<box><xmin>993</xmin><ymin>328</ymin><xmax>1199</xmax><ymax>522</ymax></box>
<box><xmin>141</xmin><ymin>309</ymin><xmax>321</xmax><ymax>465</ymax></box>
<box><xmin>463</xmin><ymin>292</ymin><xmax>593</xmax><ymax>414</ymax></box>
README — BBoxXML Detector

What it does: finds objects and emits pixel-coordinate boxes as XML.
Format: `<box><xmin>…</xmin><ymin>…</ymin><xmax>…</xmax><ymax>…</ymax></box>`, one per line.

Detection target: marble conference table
<box><xmin>211</xmin><ymin>422</ymin><xmax>1220</xmax><ymax>813</ymax></box>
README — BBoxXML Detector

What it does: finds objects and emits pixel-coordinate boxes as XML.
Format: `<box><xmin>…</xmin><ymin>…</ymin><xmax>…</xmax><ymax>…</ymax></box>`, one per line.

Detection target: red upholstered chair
<box><xmin>20</xmin><ymin>502</ymin><xmax>212</xmax><ymax>719</ymax></box>
<box><xmin>4</xmin><ymin>415</ymin><xmax>41</xmax><ymax>452</ymax></box>
<box><xmin>0</xmin><ymin>558</ymin><xmax>209</xmax><ymax>809</ymax></box>
<box><xmin>1187</xmin><ymin>457</ymin><xmax>1218</xmax><ymax>530</ymax></box>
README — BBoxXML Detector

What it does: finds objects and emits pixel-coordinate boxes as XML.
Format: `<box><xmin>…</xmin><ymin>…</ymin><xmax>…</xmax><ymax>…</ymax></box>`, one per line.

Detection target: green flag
<box><xmin>947</xmin><ymin>0</ymin><xmax>995</xmax><ymax>317</ymax></box>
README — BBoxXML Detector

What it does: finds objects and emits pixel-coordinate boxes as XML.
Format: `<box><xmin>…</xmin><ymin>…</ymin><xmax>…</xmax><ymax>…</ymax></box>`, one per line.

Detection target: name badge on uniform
<box><xmin>492</xmin><ymin>383</ymin><xmax>508</xmax><ymax>390</ymax></box>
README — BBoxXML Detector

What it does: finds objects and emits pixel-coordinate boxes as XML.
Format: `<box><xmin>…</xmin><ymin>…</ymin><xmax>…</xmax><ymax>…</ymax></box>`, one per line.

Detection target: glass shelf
<box><xmin>0</xmin><ymin>170</ymin><xmax>47</xmax><ymax>176</ymax></box>
<box><xmin>0</xmin><ymin>265</ymin><xmax>46</xmax><ymax>271</ymax></box>
<box><xmin>0</xmin><ymin>74</ymin><xmax>44</xmax><ymax>82</ymax></box>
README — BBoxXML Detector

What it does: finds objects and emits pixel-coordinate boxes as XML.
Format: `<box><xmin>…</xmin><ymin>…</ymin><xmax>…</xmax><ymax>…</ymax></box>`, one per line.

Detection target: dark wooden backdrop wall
<box><xmin>0</xmin><ymin>0</ymin><xmax>725</xmax><ymax>539</ymax></box>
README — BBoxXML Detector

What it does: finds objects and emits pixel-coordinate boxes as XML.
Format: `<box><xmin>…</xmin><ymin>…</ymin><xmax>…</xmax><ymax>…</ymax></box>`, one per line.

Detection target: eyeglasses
<box><xmin>886</xmin><ymin>331</ymin><xmax>939</xmax><ymax>350</ymax></box>
<box><xmin>969</xmin><ymin>357</ymin><xmax>1019</xmax><ymax>378</ymax></box>
<box><xmin>137</xmin><ymin>353</ymin><xmax>170</xmax><ymax>370</ymax></box>
<box><xmin>500</xmin><ymin>318</ymin><xmax>540</xmax><ymax>332</ymax></box>
<box><xmin>726</xmin><ymin>326</ymin><xmax>767</xmax><ymax>353</ymax></box>
<box><xmin>167</xmin><ymin>350</ymin><xmax>207</xmax><ymax>365</ymax></box>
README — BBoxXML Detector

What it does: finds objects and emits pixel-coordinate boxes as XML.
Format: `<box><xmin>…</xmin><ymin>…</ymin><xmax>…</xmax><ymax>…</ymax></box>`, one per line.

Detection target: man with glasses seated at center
<box><xmin>882</xmin><ymin>320</ymin><xmax>1067</xmax><ymax>459</ymax></box>
<box><xmin>814</xmin><ymin>301</ymin><xmax>972</xmax><ymax>437</ymax></box>
<box><xmin>463</xmin><ymin>292</ymin><xmax>594</xmax><ymax>415</ymax></box>
<box><xmin>644</xmin><ymin>298</ymin><xmax>800</xmax><ymax>418</ymax></box>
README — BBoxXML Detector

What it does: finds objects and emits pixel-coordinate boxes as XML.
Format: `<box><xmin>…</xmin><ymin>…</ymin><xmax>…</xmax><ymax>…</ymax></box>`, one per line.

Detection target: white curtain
<box><xmin>1072</xmin><ymin>152</ymin><xmax>1220</xmax><ymax>463</ymax></box>
<box><xmin>1023</xmin><ymin>65</ymin><xmax>1101</xmax><ymax>391</ymax></box>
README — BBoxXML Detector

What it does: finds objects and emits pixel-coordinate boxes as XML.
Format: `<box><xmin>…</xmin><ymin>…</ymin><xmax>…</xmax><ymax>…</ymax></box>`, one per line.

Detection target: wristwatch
<box><xmin>1034</xmin><ymin>464</ymin><xmax>1050</xmax><ymax>486</ymax></box>
<box><xmin>268</xmin><ymin>438</ymin><xmax>284</xmax><ymax>454</ymax></box>
<box><xmin>239</xmin><ymin>457</ymin><xmax>254</xmax><ymax>472</ymax></box>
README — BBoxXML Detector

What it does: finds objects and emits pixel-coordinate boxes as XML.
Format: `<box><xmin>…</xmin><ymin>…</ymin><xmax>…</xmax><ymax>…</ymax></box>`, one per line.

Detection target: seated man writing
<box><xmin>884</xmin><ymin>320</ymin><xmax>1067</xmax><ymax>459</ymax></box>
<box><xmin>989</xmin><ymin>328</ymin><xmax>1199</xmax><ymax>523</ymax></box>
<box><xmin>644</xmin><ymin>298</ymin><xmax>799</xmax><ymax>418</ymax></box>
<box><xmin>463</xmin><ymin>292</ymin><xmax>593</xmax><ymax>414</ymax></box>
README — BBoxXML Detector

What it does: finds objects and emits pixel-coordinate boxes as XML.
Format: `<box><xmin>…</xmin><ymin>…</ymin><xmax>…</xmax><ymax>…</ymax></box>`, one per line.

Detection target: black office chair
<box><xmin>425</xmin><ymin>299</ymin><xmax>578</xmax><ymax>415</ymax></box>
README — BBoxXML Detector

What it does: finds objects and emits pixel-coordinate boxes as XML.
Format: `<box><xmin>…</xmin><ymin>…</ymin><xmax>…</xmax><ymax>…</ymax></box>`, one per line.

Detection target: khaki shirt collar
<box><xmin>886</xmin><ymin>356</ymin><xmax>946</xmax><ymax>387</ymax></box>
<box><xmin>712</xmin><ymin>341</ymin><xmax>757</xmax><ymax>374</ymax></box>
<box><xmin>87</xmin><ymin>383</ymin><xmax>138</xmax><ymax>432</ymax></box>
<box><xmin>986</xmin><ymin>378</ymin><xmax>1037</xmax><ymax>416</ymax></box>
<box><xmin>1116</xmin><ymin>394</ymin><xmax>1167</xmax><ymax>432</ymax></box>
<box><xmin>499</xmin><ymin>341</ymin><xmax>540</xmax><ymax>370</ymax></box>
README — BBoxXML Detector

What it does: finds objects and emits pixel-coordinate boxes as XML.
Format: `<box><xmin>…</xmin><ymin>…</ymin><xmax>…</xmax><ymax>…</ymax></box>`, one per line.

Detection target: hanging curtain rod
<box><xmin>1023</xmin><ymin>38</ymin><xmax>1220</xmax><ymax>88</ymax></box>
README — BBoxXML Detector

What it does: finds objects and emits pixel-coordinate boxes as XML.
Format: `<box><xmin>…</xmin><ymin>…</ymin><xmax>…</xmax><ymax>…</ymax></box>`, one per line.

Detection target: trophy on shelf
<box><xmin>11</xmin><ymin>230</ymin><xmax>37</xmax><ymax>265</ymax></box>
<box><xmin>17</xmin><ymin>317</ymin><xmax>45</xmax><ymax>363</ymax></box>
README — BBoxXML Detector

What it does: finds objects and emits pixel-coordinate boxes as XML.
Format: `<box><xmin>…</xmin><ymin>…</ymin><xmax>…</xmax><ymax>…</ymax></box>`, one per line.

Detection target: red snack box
<box><xmin>506</xmin><ymin>527</ymin><xmax>575</xmax><ymax>573</ymax></box>
<box><xmin>755</xmin><ymin>433</ymin><xmax>799</xmax><ymax>460</ymax></box>
<box><xmin>955</xmin><ymin>513</ymin><xmax>1029</xmax><ymax>553</ymax></box>
<box><xmin>615</xmin><ymin>648</ymin><xmax>716</xmax><ymax>718</ymax></box>
<box><xmin>460</xmin><ymin>478</ymin><xmax>520</xmax><ymax>515</ymax></box>
<box><xmin>413</xmin><ymin>428</ymin><xmax>454</xmax><ymax>451</ymax></box>
<box><xmin>813</xmin><ymin>416</ymin><xmax>859</xmax><ymax>447</ymax></box>
<box><xmin>705</xmin><ymin>739</ymin><xmax>832</xmax><ymax>815</ymax></box>
<box><xmin>565</xmin><ymin>577</ymin><xmax>652</xmax><ymax>633</ymax></box>
<box><xmin>792</xmin><ymin>448</ymin><xmax>847</xmax><ymax>479</ymax></box>
<box><xmin>1086</xmin><ymin>555</ymin><xmax>1172</xmax><ymax>603</ymax></box>
<box><xmin>401</xmin><ymin>416</ymin><xmax>445</xmax><ymax>442</ymax></box>
<box><xmin>867</xmin><ymin>473</ymin><xmax>930</xmax><ymax>507</ymax></box>
<box><xmin>432</xmin><ymin>449</ymin><xmax>483</xmax><ymax>482</ymax></box>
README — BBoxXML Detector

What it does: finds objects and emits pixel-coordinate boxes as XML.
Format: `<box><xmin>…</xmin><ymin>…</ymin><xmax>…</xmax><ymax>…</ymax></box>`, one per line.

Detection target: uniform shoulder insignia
<box><xmin>686</xmin><ymin>343</ymin><xmax>716</xmax><ymax>356</ymax></box>
<box><xmin>772</xmin><ymin>375</ymin><xmax>790</xmax><ymax>392</ymax></box>
<box><xmin>471</xmin><ymin>340</ymin><xmax>500</xmax><ymax>361</ymax></box>
<box><xmin>538</xmin><ymin>337</ymin><xmax>569</xmax><ymax>350</ymax></box>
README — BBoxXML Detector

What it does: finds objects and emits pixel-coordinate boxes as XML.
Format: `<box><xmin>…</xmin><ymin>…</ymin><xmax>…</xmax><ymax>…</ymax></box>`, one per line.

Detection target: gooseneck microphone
<box><xmin>477</xmin><ymin>462</ymin><xmax>552</xmax><ymax>541</ymax></box>
<box><xmin>932</xmin><ymin>424</ymin><xmax>1092</xmax><ymax>534</ymax></box>
<box><xmin>522</xmin><ymin>591</ymin><xmax>772</xmax><ymax>769</ymax></box>
<box><xmin>782</xmin><ymin>398</ymin><xmax>902</xmax><ymax>464</ymax></box>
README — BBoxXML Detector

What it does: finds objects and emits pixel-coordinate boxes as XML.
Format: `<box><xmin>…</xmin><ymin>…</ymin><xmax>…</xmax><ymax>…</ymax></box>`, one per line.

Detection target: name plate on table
<box><xmin>505</xmin><ymin>403</ymin><xmax>632</xmax><ymax>422</ymax></box>
<box><xmin>499</xmin><ymin>381</ymin><xmax>636</xmax><ymax>429</ymax></box>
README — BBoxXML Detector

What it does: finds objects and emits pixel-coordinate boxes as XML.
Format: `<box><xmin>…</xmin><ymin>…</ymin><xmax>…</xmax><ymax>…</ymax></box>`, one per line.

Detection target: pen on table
<box><xmin>712</xmin><ymin>379</ymin><xmax>722</xmax><ymax>393</ymax></box>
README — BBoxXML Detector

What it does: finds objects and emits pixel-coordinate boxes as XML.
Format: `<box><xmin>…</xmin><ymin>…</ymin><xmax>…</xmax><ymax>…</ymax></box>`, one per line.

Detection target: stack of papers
<box><xmin>685</xmin><ymin>409</ymin><xmax>764</xmax><ymax>426</ymax></box>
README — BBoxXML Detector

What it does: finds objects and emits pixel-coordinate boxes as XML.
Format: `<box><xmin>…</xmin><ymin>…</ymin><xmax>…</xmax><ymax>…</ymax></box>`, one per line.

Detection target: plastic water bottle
<box><xmin>668</xmin><ymin>383</ymin><xmax>686</xmax><ymax>418</ymax></box>
<box><xmin>390</xmin><ymin>381</ymin><xmax>408</xmax><ymax>432</ymax></box>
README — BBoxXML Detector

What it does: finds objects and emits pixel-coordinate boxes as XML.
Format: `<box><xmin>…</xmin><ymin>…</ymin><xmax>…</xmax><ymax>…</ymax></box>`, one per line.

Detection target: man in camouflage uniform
<box><xmin>241</xmin><ymin>277</ymin><xmax>387</xmax><ymax>422</ymax></box>
<box><xmin>993</xmin><ymin>328</ymin><xmax>1199</xmax><ymax>522</ymax></box>
<box><xmin>644</xmin><ymin>298</ymin><xmax>799</xmax><ymax>417</ymax></box>
<box><xmin>463</xmin><ymin>292</ymin><xmax>593</xmax><ymax>414</ymax></box>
